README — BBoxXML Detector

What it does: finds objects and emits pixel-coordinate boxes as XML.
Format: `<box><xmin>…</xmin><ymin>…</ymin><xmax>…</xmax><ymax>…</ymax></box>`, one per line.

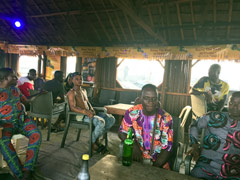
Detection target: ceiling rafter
<box><xmin>31</xmin><ymin>0</ymin><xmax>64</xmax><ymax>43</ymax></box>
<box><xmin>190</xmin><ymin>1</ymin><xmax>197</xmax><ymax>40</ymax></box>
<box><xmin>112</xmin><ymin>0</ymin><xmax>167</xmax><ymax>45</ymax></box>
<box><xmin>109</xmin><ymin>0</ymin><xmax>127</xmax><ymax>41</ymax></box>
<box><xmin>227</xmin><ymin>0</ymin><xmax>233</xmax><ymax>39</ymax></box>
<box><xmin>213</xmin><ymin>0</ymin><xmax>216</xmax><ymax>40</ymax></box>
<box><xmin>102</xmin><ymin>0</ymin><xmax>121</xmax><ymax>42</ymax></box>
<box><xmin>77</xmin><ymin>0</ymin><xmax>101</xmax><ymax>42</ymax></box>
<box><xmin>148</xmin><ymin>7</ymin><xmax>154</xmax><ymax>27</ymax></box>
<box><xmin>88</xmin><ymin>0</ymin><xmax>112</xmax><ymax>41</ymax></box>
<box><xmin>158</xmin><ymin>6</ymin><xmax>167</xmax><ymax>42</ymax></box>
<box><xmin>51</xmin><ymin>0</ymin><xmax>78</xmax><ymax>42</ymax></box>
<box><xmin>176</xmin><ymin>3</ymin><xmax>184</xmax><ymax>40</ymax></box>
<box><xmin>124</xmin><ymin>13</ymin><xmax>135</xmax><ymax>41</ymax></box>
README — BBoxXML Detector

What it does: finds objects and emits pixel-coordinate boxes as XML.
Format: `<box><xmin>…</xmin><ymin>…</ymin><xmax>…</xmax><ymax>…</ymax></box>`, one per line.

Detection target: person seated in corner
<box><xmin>118</xmin><ymin>84</ymin><xmax>173</xmax><ymax>170</ymax></box>
<box><xmin>0</xmin><ymin>68</ymin><xmax>42</xmax><ymax>180</ymax></box>
<box><xmin>189</xmin><ymin>64</ymin><xmax>229</xmax><ymax>112</ymax></box>
<box><xmin>64</xmin><ymin>73</ymin><xmax>74</xmax><ymax>93</ymax></box>
<box><xmin>67</xmin><ymin>72</ymin><xmax>115</xmax><ymax>153</ymax></box>
<box><xmin>188</xmin><ymin>91</ymin><xmax>240</xmax><ymax>179</ymax></box>
<box><xmin>42</xmin><ymin>70</ymin><xmax>65</xmax><ymax>132</ymax></box>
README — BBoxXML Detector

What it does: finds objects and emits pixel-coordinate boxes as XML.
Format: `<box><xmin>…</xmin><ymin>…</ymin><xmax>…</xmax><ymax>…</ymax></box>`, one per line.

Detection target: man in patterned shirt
<box><xmin>189</xmin><ymin>91</ymin><xmax>240</xmax><ymax>179</ymax></box>
<box><xmin>118</xmin><ymin>84</ymin><xmax>173</xmax><ymax>169</ymax></box>
<box><xmin>0</xmin><ymin>68</ymin><xmax>42</xmax><ymax>180</ymax></box>
<box><xmin>190</xmin><ymin>64</ymin><xmax>229</xmax><ymax>111</ymax></box>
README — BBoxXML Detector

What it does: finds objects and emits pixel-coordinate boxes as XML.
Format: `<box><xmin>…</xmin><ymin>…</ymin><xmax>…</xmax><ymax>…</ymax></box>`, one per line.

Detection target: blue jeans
<box><xmin>83</xmin><ymin>112</ymin><xmax>115</xmax><ymax>143</ymax></box>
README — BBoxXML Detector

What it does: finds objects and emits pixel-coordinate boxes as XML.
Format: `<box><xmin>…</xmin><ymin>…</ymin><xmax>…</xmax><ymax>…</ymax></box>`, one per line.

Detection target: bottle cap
<box><xmin>82</xmin><ymin>154</ymin><xmax>89</xmax><ymax>160</ymax></box>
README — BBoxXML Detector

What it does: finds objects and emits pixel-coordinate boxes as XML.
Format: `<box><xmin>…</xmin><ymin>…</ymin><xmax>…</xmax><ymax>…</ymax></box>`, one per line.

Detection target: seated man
<box><xmin>0</xmin><ymin>68</ymin><xmax>42</xmax><ymax>180</ymax></box>
<box><xmin>42</xmin><ymin>71</ymin><xmax>65</xmax><ymax>132</ymax></box>
<box><xmin>118</xmin><ymin>84</ymin><xmax>173</xmax><ymax>169</ymax></box>
<box><xmin>17</xmin><ymin>69</ymin><xmax>37</xmax><ymax>97</ymax></box>
<box><xmin>67</xmin><ymin>72</ymin><xmax>115</xmax><ymax>153</ymax></box>
<box><xmin>189</xmin><ymin>91</ymin><xmax>240</xmax><ymax>179</ymax></box>
<box><xmin>190</xmin><ymin>64</ymin><xmax>229</xmax><ymax>112</ymax></box>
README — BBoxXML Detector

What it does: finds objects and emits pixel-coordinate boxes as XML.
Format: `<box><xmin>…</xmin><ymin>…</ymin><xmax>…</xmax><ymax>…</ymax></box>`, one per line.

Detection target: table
<box><xmin>89</xmin><ymin>155</ymin><xmax>198</xmax><ymax>180</ymax></box>
<box><xmin>104</xmin><ymin>103</ymin><xmax>134</xmax><ymax>116</ymax></box>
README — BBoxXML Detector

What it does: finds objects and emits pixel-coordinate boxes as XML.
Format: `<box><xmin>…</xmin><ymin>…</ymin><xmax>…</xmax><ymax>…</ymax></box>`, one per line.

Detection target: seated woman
<box><xmin>64</xmin><ymin>73</ymin><xmax>74</xmax><ymax>93</ymax></box>
<box><xmin>0</xmin><ymin>68</ymin><xmax>42</xmax><ymax>180</ymax></box>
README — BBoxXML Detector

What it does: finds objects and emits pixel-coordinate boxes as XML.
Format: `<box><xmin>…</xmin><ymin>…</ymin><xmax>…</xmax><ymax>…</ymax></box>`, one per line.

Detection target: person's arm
<box><xmin>153</xmin><ymin>114</ymin><xmax>173</xmax><ymax>167</ymax></box>
<box><xmin>68</xmin><ymin>91</ymin><xmax>93</xmax><ymax>118</ymax></box>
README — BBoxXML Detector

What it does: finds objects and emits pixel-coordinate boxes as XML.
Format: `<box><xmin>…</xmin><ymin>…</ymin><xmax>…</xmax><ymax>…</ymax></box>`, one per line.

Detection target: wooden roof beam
<box><xmin>88</xmin><ymin>0</ymin><xmax>111</xmax><ymax>41</ymax></box>
<box><xmin>101</xmin><ymin>0</ymin><xmax>121</xmax><ymax>42</ymax></box>
<box><xmin>51</xmin><ymin>0</ymin><xmax>78</xmax><ymax>41</ymax></box>
<box><xmin>176</xmin><ymin>3</ymin><xmax>184</xmax><ymax>40</ymax></box>
<box><xmin>109</xmin><ymin>0</ymin><xmax>127</xmax><ymax>41</ymax></box>
<box><xmin>148</xmin><ymin>7</ymin><xmax>154</xmax><ymax>27</ymax></box>
<box><xmin>112</xmin><ymin>0</ymin><xmax>167</xmax><ymax>45</ymax></box>
<box><xmin>158</xmin><ymin>6</ymin><xmax>167</xmax><ymax>41</ymax></box>
<box><xmin>124</xmin><ymin>13</ymin><xmax>135</xmax><ymax>41</ymax></box>
<box><xmin>227</xmin><ymin>0</ymin><xmax>233</xmax><ymax>39</ymax></box>
<box><xmin>31</xmin><ymin>0</ymin><xmax>64</xmax><ymax>43</ymax></box>
<box><xmin>213</xmin><ymin>0</ymin><xmax>216</xmax><ymax>40</ymax></box>
<box><xmin>77</xmin><ymin>0</ymin><xmax>101</xmax><ymax>41</ymax></box>
<box><xmin>190</xmin><ymin>1</ymin><xmax>197</xmax><ymax>40</ymax></box>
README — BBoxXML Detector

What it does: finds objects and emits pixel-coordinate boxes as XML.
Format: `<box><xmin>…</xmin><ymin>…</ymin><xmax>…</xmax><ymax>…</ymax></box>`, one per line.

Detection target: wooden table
<box><xmin>104</xmin><ymin>103</ymin><xmax>134</xmax><ymax>116</ymax></box>
<box><xmin>89</xmin><ymin>155</ymin><xmax>198</xmax><ymax>180</ymax></box>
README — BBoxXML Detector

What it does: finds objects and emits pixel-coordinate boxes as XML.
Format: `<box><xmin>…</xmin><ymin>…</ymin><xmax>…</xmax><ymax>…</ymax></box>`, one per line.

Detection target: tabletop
<box><xmin>89</xmin><ymin>155</ymin><xmax>199</xmax><ymax>180</ymax></box>
<box><xmin>104</xmin><ymin>103</ymin><xmax>134</xmax><ymax>116</ymax></box>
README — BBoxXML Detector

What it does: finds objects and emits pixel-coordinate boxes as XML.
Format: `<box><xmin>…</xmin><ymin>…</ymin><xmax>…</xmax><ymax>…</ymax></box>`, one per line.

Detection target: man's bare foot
<box><xmin>92</xmin><ymin>143</ymin><xmax>99</xmax><ymax>151</ymax></box>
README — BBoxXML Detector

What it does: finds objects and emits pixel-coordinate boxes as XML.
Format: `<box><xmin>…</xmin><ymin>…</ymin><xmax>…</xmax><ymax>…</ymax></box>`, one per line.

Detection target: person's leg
<box><xmin>20</xmin><ymin>117</ymin><xmax>42</xmax><ymax>174</ymax></box>
<box><xmin>84</xmin><ymin>115</ymin><xmax>105</xmax><ymax>144</ymax></box>
<box><xmin>0</xmin><ymin>126</ymin><xmax>23</xmax><ymax>179</ymax></box>
<box><xmin>98</xmin><ymin>112</ymin><xmax>115</xmax><ymax>133</ymax></box>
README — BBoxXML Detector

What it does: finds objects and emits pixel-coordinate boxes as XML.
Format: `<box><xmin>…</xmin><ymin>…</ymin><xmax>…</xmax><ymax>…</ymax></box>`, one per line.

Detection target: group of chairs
<box><xmin>29</xmin><ymin>90</ymin><xmax>108</xmax><ymax>157</ymax></box>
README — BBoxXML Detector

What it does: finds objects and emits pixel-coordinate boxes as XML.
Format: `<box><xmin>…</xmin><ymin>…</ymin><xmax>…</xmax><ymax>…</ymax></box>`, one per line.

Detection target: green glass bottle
<box><xmin>122</xmin><ymin>128</ymin><xmax>133</xmax><ymax>166</ymax></box>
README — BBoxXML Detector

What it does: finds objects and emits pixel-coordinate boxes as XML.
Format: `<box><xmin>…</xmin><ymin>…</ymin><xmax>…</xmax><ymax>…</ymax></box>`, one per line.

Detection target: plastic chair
<box><xmin>184</xmin><ymin>94</ymin><xmax>207</xmax><ymax>174</ymax></box>
<box><xmin>96</xmin><ymin>89</ymin><xmax>116</xmax><ymax>106</ymax></box>
<box><xmin>190</xmin><ymin>94</ymin><xmax>207</xmax><ymax>120</ymax></box>
<box><xmin>29</xmin><ymin>92</ymin><xmax>66</xmax><ymax>141</ymax></box>
<box><xmin>60</xmin><ymin>97</ymin><xmax>108</xmax><ymax>157</ymax></box>
<box><xmin>118</xmin><ymin>91</ymin><xmax>138</xmax><ymax>104</ymax></box>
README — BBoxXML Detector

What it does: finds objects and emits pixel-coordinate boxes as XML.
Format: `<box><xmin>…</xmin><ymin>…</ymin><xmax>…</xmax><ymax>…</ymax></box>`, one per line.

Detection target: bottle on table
<box><xmin>77</xmin><ymin>154</ymin><xmax>90</xmax><ymax>180</ymax></box>
<box><xmin>122</xmin><ymin>128</ymin><xmax>133</xmax><ymax>166</ymax></box>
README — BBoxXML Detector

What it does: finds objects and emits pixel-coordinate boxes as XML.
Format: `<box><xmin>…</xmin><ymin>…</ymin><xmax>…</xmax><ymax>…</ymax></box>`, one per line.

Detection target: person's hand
<box><xmin>132</xmin><ymin>140</ymin><xmax>143</xmax><ymax>162</ymax></box>
<box><xmin>205</xmin><ymin>91</ymin><xmax>213</xmax><ymax>103</ymax></box>
<box><xmin>186</xmin><ymin>144</ymin><xmax>201</xmax><ymax>162</ymax></box>
<box><xmin>85</xmin><ymin>110</ymin><xmax>94</xmax><ymax>118</ymax></box>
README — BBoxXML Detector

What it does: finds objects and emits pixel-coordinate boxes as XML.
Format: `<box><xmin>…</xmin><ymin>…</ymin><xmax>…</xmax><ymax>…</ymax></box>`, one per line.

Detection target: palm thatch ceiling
<box><xmin>0</xmin><ymin>0</ymin><xmax>239</xmax><ymax>47</ymax></box>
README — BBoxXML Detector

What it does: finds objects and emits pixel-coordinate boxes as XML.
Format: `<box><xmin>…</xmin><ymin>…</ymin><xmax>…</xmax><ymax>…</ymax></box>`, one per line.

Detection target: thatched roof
<box><xmin>0</xmin><ymin>0</ymin><xmax>239</xmax><ymax>46</ymax></box>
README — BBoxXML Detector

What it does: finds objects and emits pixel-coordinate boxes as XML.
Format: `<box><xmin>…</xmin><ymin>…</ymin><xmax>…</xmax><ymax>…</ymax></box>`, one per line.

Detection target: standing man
<box><xmin>190</xmin><ymin>64</ymin><xmax>229</xmax><ymax>111</ymax></box>
<box><xmin>17</xmin><ymin>69</ymin><xmax>37</xmax><ymax>97</ymax></box>
<box><xmin>67</xmin><ymin>72</ymin><xmax>115</xmax><ymax>153</ymax></box>
<box><xmin>118</xmin><ymin>84</ymin><xmax>173</xmax><ymax>169</ymax></box>
<box><xmin>0</xmin><ymin>68</ymin><xmax>42</xmax><ymax>180</ymax></box>
<box><xmin>189</xmin><ymin>91</ymin><xmax>240</xmax><ymax>179</ymax></box>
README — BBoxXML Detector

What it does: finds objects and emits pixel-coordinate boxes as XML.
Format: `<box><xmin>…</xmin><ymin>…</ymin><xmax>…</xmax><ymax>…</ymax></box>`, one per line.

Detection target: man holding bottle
<box><xmin>118</xmin><ymin>84</ymin><xmax>173</xmax><ymax>169</ymax></box>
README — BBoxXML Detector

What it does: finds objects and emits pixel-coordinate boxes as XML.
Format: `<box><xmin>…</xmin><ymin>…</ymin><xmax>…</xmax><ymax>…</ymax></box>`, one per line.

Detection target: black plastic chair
<box><xmin>118</xmin><ymin>91</ymin><xmax>138</xmax><ymax>104</ymax></box>
<box><xmin>94</xmin><ymin>89</ymin><xmax>116</xmax><ymax>106</ymax></box>
<box><xmin>29</xmin><ymin>92</ymin><xmax>66</xmax><ymax>141</ymax></box>
<box><xmin>60</xmin><ymin>97</ymin><xmax>107</xmax><ymax>157</ymax></box>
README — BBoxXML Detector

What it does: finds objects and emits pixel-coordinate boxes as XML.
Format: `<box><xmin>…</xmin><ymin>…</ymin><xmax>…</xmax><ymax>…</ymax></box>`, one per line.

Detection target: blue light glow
<box><xmin>14</xmin><ymin>20</ymin><xmax>21</xmax><ymax>28</ymax></box>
